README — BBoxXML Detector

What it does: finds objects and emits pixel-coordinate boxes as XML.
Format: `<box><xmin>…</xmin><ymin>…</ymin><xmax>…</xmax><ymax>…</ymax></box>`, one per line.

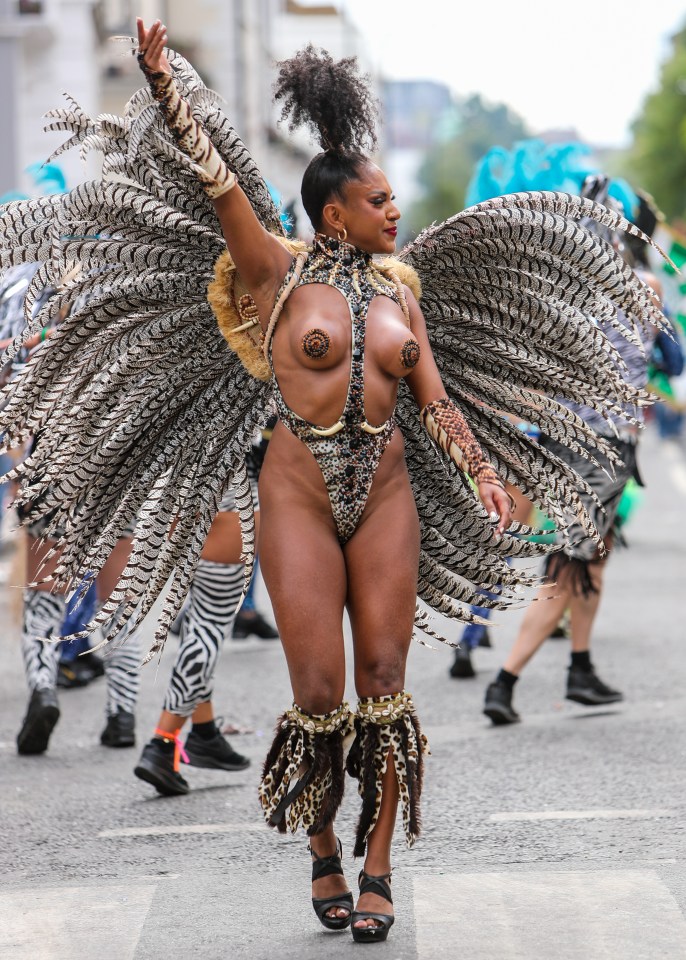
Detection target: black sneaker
<box><xmin>483</xmin><ymin>681</ymin><xmax>521</xmax><ymax>725</ymax></box>
<box><xmin>56</xmin><ymin>659</ymin><xmax>95</xmax><ymax>688</ymax></box>
<box><xmin>184</xmin><ymin>730</ymin><xmax>251</xmax><ymax>771</ymax></box>
<box><xmin>566</xmin><ymin>666</ymin><xmax>623</xmax><ymax>706</ymax></box>
<box><xmin>80</xmin><ymin>651</ymin><xmax>105</xmax><ymax>678</ymax></box>
<box><xmin>449</xmin><ymin>645</ymin><xmax>476</xmax><ymax>679</ymax></box>
<box><xmin>233</xmin><ymin>610</ymin><xmax>278</xmax><ymax>640</ymax></box>
<box><xmin>134</xmin><ymin>739</ymin><xmax>190</xmax><ymax>796</ymax></box>
<box><xmin>100</xmin><ymin>709</ymin><xmax>136</xmax><ymax>748</ymax></box>
<box><xmin>17</xmin><ymin>688</ymin><xmax>60</xmax><ymax>755</ymax></box>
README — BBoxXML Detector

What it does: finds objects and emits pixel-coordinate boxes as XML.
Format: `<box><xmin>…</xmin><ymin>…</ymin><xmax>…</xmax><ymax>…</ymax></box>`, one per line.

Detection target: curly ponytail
<box><xmin>274</xmin><ymin>45</ymin><xmax>379</xmax><ymax>231</ymax></box>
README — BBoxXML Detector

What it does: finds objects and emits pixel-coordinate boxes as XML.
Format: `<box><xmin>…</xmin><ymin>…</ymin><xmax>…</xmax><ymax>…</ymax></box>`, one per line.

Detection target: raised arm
<box><xmin>403</xmin><ymin>287</ymin><xmax>511</xmax><ymax>535</ymax></box>
<box><xmin>136</xmin><ymin>19</ymin><xmax>292</xmax><ymax>307</ymax></box>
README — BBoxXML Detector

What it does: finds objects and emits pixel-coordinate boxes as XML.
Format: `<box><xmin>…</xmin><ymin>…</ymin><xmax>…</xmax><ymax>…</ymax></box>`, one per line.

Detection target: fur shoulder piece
<box><xmin>207</xmin><ymin>235</ymin><xmax>309</xmax><ymax>381</ymax></box>
<box><xmin>376</xmin><ymin>258</ymin><xmax>422</xmax><ymax>301</ymax></box>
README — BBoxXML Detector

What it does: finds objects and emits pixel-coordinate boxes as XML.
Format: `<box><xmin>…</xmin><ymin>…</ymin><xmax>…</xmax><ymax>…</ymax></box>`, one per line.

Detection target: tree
<box><xmin>407</xmin><ymin>94</ymin><xmax>528</xmax><ymax>236</ymax></box>
<box><xmin>626</xmin><ymin>24</ymin><xmax>686</xmax><ymax>224</ymax></box>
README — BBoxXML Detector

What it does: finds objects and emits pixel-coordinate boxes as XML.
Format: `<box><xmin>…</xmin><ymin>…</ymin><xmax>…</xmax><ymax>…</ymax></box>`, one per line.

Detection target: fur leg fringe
<box><xmin>347</xmin><ymin>692</ymin><xmax>430</xmax><ymax>857</ymax></box>
<box><xmin>544</xmin><ymin>552</ymin><xmax>601</xmax><ymax>597</ymax></box>
<box><xmin>258</xmin><ymin>701</ymin><xmax>353</xmax><ymax>836</ymax></box>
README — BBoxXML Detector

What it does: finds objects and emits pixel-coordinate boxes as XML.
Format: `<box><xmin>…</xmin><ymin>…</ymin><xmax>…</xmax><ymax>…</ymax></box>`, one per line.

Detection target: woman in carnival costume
<box><xmin>0</xmin><ymin>18</ymin><xmax>667</xmax><ymax>942</ymax></box>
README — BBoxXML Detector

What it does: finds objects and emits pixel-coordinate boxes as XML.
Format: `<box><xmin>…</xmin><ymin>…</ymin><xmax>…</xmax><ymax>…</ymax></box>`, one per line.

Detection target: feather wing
<box><xmin>0</xmin><ymin>47</ymin><xmax>279</xmax><ymax>656</ymax></box>
<box><xmin>398</xmin><ymin>191</ymin><xmax>669</xmax><ymax>642</ymax></box>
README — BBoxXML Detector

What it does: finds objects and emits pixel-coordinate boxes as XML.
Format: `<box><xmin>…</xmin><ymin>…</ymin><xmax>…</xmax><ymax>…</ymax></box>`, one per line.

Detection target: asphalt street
<box><xmin>0</xmin><ymin>426</ymin><xmax>685</xmax><ymax>960</ymax></box>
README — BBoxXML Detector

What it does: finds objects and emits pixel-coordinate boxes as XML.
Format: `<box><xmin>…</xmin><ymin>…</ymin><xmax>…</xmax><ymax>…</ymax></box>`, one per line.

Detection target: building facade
<box><xmin>0</xmin><ymin>0</ymin><xmax>100</xmax><ymax>197</ymax></box>
<box><xmin>1</xmin><ymin>0</ymin><xmax>376</xmax><ymax>233</ymax></box>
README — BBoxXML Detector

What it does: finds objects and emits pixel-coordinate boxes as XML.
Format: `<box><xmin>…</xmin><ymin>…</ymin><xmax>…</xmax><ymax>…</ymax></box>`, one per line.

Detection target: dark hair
<box><xmin>274</xmin><ymin>45</ymin><xmax>379</xmax><ymax>231</ymax></box>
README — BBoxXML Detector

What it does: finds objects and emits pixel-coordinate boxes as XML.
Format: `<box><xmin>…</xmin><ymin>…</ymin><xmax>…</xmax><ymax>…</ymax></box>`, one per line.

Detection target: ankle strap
<box><xmin>358</xmin><ymin>869</ymin><xmax>393</xmax><ymax>904</ymax></box>
<box><xmin>308</xmin><ymin>839</ymin><xmax>344</xmax><ymax>880</ymax></box>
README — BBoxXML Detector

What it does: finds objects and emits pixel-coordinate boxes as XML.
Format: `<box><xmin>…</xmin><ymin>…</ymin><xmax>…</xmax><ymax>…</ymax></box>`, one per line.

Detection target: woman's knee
<box><xmin>353</xmin><ymin>649</ymin><xmax>407</xmax><ymax>699</ymax></box>
<box><xmin>290</xmin><ymin>669</ymin><xmax>346</xmax><ymax>715</ymax></box>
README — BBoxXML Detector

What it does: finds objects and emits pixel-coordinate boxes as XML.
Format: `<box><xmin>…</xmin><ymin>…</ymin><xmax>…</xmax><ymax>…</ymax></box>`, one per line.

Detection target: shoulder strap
<box><xmin>208</xmin><ymin>235</ymin><xmax>308</xmax><ymax>381</ymax></box>
<box><xmin>262</xmin><ymin>250</ymin><xmax>309</xmax><ymax>359</ymax></box>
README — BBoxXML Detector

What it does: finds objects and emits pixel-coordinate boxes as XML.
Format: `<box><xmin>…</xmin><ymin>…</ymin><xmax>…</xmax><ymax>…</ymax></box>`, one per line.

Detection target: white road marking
<box><xmin>0</xmin><ymin>883</ymin><xmax>156</xmax><ymax>960</ymax></box>
<box><xmin>99</xmin><ymin>822</ymin><xmax>264</xmax><ymax>838</ymax></box>
<box><xmin>414</xmin><ymin>870</ymin><xmax>686</xmax><ymax>960</ymax></box>
<box><xmin>489</xmin><ymin>808</ymin><xmax>672</xmax><ymax>823</ymax></box>
<box><xmin>670</xmin><ymin>461</ymin><xmax>686</xmax><ymax>495</ymax></box>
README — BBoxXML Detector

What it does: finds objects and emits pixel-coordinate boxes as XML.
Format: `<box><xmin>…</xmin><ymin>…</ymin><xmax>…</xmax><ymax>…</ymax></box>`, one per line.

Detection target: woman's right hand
<box><xmin>136</xmin><ymin>17</ymin><xmax>171</xmax><ymax>75</ymax></box>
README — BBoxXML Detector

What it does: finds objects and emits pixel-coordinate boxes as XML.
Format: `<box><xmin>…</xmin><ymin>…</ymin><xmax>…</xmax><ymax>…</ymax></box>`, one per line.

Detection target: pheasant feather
<box><xmin>0</xmin><ymin>50</ymin><xmax>668</xmax><ymax>656</ymax></box>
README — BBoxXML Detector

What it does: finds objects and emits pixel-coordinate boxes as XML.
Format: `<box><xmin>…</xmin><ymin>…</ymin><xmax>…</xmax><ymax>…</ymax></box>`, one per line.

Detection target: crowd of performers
<box><xmin>0</xmin><ymin>18</ymin><xmax>680</xmax><ymax>944</ymax></box>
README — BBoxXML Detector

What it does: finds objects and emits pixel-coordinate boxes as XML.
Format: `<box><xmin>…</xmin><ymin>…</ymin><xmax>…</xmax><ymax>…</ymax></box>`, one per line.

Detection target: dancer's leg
<box><xmin>259</xmin><ymin>501</ymin><xmax>349</xmax><ymax>921</ymax></box>
<box><xmin>160</xmin><ymin>557</ymin><xmax>245</xmax><ymax>719</ymax></box>
<box><xmin>344</xmin><ymin>470</ymin><xmax>421</xmax><ymax>929</ymax></box>
<box><xmin>502</xmin><ymin>579</ymin><xmax>572</xmax><ymax>676</ymax></box>
<box><xmin>135</xmin><ymin>509</ymin><xmax>251</xmax><ymax>792</ymax></box>
<box><xmin>568</xmin><ymin>556</ymin><xmax>607</xmax><ymax>652</ymax></box>
<box><xmin>158</xmin><ymin>509</ymin><xmax>247</xmax><ymax>731</ymax></box>
<box><xmin>17</xmin><ymin>536</ymin><xmax>66</xmax><ymax>754</ymax></box>
<box><xmin>97</xmin><ymin>538</ymin><xmax>141</xmax><ymax>730</ymax></box>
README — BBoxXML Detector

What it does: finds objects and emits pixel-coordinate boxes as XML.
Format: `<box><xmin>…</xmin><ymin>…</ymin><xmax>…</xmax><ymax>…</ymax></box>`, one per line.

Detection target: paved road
<box><xmin>1</xmin><ymin>427</ymin><xmax>685</xmax><ymax>959</ymax></box>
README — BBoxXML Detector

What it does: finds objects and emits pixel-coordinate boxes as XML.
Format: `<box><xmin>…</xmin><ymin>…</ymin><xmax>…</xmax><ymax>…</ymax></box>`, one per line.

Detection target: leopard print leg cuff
<box><xmin>346</xmin><ymin>691</ymin><xmax>430</xmax><ymax>857</ymax></box>
<box><xmin>258</xmin><ymin>701</ymin><xmax>353</xmax><ymax>836</ymax></box>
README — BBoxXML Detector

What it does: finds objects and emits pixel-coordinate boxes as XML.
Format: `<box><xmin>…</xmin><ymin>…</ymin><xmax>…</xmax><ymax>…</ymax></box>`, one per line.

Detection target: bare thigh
<box><xmin>201</xmin><ymin>510</ymin><xmax>261</xmax><ymax>564</ymax></box>
<box><xmin>345</xmin><ymin>451</ymin><xmax>421</xmax><ymax>698</ymax></box>
<box><xmin>96</xmin><ymin>536</ymin><xmax>132</xmax><ymax>600</ymax></box>
<box><xmin>258</xmin><ymin>496</ymin><xmax>347</xmax><ymax>715</ymax></box>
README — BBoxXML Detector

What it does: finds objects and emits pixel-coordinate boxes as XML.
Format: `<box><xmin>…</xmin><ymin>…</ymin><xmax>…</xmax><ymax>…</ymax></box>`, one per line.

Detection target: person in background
<box><xmin>133</xmin><ymin>486</ymin><xmax>253</xmax><ymax>795</ymax></box>
<box><xmin>450</xmin><ymin>475</ymin><xmax>534</xmax><ymax>678</ymax></box>
<box><xmin>483</xmin><ymin>176</ymin><xmax>656</xmax><ymax>725</ymax></box>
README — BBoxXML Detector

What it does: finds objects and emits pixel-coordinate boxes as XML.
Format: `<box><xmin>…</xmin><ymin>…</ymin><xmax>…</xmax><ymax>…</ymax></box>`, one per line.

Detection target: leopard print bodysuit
<box><xmin>266</xmin><ymin>234</ymin><xmax>403</xmax><ymax>544</ymax></box>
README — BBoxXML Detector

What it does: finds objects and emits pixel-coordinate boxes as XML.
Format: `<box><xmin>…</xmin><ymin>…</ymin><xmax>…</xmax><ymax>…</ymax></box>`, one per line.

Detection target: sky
<box><xmin>326</xmin><ymin>0</ymin><xmax>686</xmax><ymax>146</ymax></box>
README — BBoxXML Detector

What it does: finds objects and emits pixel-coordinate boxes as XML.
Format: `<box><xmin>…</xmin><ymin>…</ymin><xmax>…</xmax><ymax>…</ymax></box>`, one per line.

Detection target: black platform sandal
<box><xmin>309</xmin><ymin>838</ymin><xmax>354</xmax><ymax>931</ymax></box>
<box><xmin>351</xmin><ymin>869</ymin><xmax>395</xmax><ymax>943</ymax></box>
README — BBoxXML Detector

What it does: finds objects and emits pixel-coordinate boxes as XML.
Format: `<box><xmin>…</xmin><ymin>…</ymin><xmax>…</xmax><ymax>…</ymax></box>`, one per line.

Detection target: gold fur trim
<box><xmin>377</xmin><ymin>258</ymin><xmax>422</xmax><ymax>301</ymax></box>
<box><xmin>207</xmin><ymin>236</ymin><xmax>309</xmax><ymax>382</ymax></box>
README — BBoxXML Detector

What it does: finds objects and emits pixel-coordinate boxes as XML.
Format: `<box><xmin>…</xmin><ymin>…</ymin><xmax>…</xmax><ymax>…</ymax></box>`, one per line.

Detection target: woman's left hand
<box><xmin>136</xmin><ymin>18</ymin><xmax>171</xmax><ymax>75</ymax></box>
<box><xmin>477</xmin><ymin>481</ymin><xmax>511</xmax><ymax>538</ymax></box>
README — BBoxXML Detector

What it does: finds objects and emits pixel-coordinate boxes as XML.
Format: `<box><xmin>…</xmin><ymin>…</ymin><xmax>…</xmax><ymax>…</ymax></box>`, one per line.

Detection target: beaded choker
<box><xmin>311</xmin><ymin>233</ymin><xmax>373</xmax><ymax>271</ymax></box>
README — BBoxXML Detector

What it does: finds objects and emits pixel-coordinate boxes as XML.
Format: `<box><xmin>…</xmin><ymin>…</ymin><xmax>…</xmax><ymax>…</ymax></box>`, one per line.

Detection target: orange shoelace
<box><xmin>154</xmin><ymin>727</ymin><xmax>189</xmax><ymax>772</ymax></box>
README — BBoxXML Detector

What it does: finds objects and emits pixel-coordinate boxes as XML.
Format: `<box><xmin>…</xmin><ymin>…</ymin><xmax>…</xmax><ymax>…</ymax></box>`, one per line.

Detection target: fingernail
<box><xmin>489</xmin><ymin>511</ymin><xmax>499</xmax><ymax>522</ymax></box>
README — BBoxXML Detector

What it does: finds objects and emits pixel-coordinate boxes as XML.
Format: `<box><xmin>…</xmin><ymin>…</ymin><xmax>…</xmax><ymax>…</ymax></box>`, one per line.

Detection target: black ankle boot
<box><xmin>233</xmin><ymin>610</ymin><xmax>278</xmax><ymax>640</ymax></box>
<box><xmin>566</xmin><ymin>665</ymin><xmax>623</xmax><ymax>706</ymax></box>
<box><xmin>483</xmin><ymin>680</ymin><xmax>520</xmax><ymax>725</ymax></box>
<box><xmin>101</xmin><ymin>709</ymin><xmax>136</xmax><ymax>748</ymax></box>
<box><xmin>449</xmin><ymin>644</ymin><xmax>476</xmax><ymax>678</ymax></box>
<box><xmin>17</xmin><ymin>688</ymin><xmax>60</xmax><ymax>755</ymax></box>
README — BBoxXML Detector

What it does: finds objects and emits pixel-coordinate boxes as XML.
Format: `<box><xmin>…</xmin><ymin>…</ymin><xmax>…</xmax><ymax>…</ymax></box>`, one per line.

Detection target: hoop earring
<box><xmin>337</xmin><ymin>228</ymin><xmax>348</xmax><ymax>242</ymax></box>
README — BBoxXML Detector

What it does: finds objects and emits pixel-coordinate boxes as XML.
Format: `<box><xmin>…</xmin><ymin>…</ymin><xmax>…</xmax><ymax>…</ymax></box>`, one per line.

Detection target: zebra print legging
<box><xmin>21</xmin><ymin>588</ymin><xmax>142</xmax><ymax>716</ymax></box>
<box><xmin>163</xmin><ymin>558</ymin><xmax>244</xmax><ymax>716</ymax></box>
